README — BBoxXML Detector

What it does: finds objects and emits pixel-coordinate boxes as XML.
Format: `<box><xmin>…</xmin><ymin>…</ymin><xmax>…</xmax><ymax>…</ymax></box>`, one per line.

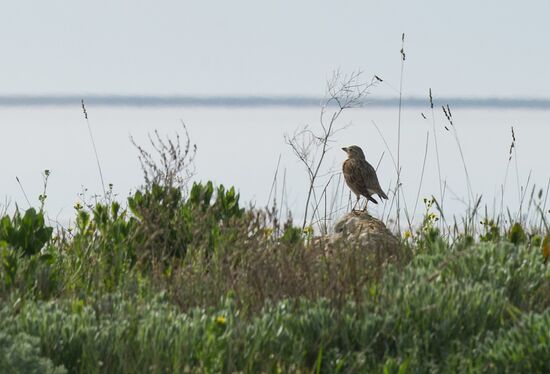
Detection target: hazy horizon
<box><xmin>3</xmin><ymin>94</ymin><xmax>550</xmax><ymax>109</ymax></box>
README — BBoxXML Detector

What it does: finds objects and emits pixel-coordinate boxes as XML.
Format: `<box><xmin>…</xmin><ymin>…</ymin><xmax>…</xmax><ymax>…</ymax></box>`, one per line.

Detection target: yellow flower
<box><xmin>403</xmin><ymin>230</ymin><xmax>412</xmax><ymax>240</ymax></box>
<box><xmin>428</xmin><ymin>213</ymin><xmax>438</xmax><ymax>221</ymax></box>
<box><xmin>215</xmin><ymin>316</ymin><xmax>227</xmax><ymax>326</ymax></box>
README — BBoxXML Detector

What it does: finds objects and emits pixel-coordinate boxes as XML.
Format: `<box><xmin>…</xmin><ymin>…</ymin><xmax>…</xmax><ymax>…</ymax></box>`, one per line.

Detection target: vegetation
<box><xmin>1</xmin><ymin>158</ymin><xmax>549</xmax><ymax>373</ymax></box>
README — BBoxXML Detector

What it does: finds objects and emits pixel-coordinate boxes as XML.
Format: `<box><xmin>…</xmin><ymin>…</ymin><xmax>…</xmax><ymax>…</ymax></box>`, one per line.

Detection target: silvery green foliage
<box><xmin>0</xmin><ymin>332</ymin><xmax>66</xmax><ymax>374</ymax></box>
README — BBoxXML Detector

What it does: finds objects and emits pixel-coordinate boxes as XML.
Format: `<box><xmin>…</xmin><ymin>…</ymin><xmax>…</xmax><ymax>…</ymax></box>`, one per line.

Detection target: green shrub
<box><xmin>127</xmin><ymin>181</ymin><xmax>244</xmax><ymax>261</ymax></box>
<box><xmin>0</xmin><ymin>208</ymin><xmax>52</xmax><ymax>256</ymax></box>
<box><xmin>480</xmin><ymin>219</ymin><xmax>500</xmax><ymax>242</ymax></box>
<box><xmin>0</xmin><ymin>208</ymin><xmax>55</xmax><ymax>294</ymax></box>
<box><xmin>0</xmin><ymin>242</ymin><xmax>19</xmax><ymax>288</ymax></box>
<box><xmin>508</xmin><ymin>222</ymin><xmax>527</xmax><ymax>245</ymax></box>
<box><xmin>471</xmin><ymin>310</ymin><xmax>550</xmax><ymax>373</ymax></box>
<box><xmin>65</xmin><ymin>201</ymin><xmax>139</xmax><ymax>293</ymax></box>
<box><xmin>0</xmin><ymin>331</ymin><xmax>66</xmax><ymax>374</ymax></box>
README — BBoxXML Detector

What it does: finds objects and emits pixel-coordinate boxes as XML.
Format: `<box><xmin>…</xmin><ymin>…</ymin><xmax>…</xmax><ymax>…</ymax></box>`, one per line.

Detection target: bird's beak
<box><xmin>341</xmin><ymin>147</ymin><xmax>347</xmax><ymax>152</ymax></box>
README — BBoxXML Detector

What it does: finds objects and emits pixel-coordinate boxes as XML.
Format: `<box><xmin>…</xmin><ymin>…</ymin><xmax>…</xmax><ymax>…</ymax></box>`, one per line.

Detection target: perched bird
<box><xmin>342</xmin><ymin>145</ymin><xmax>388</xmax><ymax>211</ymax></box>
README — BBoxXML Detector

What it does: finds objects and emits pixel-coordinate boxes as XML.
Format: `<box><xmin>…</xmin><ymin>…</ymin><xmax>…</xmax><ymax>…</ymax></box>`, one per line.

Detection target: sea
<box><xmin>1</xmin><ymin>98</ymin><xmax>549</xmax><ymax>230</ymax></box>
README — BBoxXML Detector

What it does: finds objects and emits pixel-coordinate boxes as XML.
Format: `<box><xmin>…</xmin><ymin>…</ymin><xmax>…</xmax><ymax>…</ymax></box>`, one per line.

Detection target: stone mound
<box><xmin>316</xmin><ymin>212</ymin><xmax>402</xmax><ymax>262</ymax></box>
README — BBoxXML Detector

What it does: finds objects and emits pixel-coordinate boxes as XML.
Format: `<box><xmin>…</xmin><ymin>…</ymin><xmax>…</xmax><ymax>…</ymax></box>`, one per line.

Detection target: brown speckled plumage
<box><xmin>342</xmin><ymin>145</ymin><xmax>388</xmax><ymax>211</ymax></box>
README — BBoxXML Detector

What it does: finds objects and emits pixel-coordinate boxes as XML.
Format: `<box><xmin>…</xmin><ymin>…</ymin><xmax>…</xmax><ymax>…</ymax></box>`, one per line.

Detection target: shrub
<box><xmin>128</xmin><ymin>181</ymin><xmax>244</xmax><ymax>262</ymax></box>
<box><xmin>0</xmin><ymin>208</ymin><xmax>52</xmax><ymax>256</ymax></box>
<box><xmin>0</xmin><ymin>331</ymin><xmax>66</xmax><ymax>374</ymax></box>
<box><xmin>471</xmin><ymin>310</ymin><xmax>550</xmax><ymax>373</ymax></box>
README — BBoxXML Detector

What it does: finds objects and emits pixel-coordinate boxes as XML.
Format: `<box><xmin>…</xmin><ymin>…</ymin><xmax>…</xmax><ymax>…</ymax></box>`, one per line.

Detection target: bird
<box><xmin>342</xmin><ymin>145</ymin><xmax>388</xmax><ymax>212</ymax></box>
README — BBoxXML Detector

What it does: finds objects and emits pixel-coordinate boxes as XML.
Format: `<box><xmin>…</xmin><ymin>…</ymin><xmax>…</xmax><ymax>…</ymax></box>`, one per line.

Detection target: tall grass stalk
<box><xmin>442</xmin><ymin>104</ymin><xmax>474</xmax><ymax>207</ymax></box>
<box><xmin>513</xmin><ymin>127</ymin><xmax>523</xmax><ymax>218</ymax></box>
<box><xmin>412</xmin><ymin>131</ymin><xmax>430</xmax><ymax>218</ymax></box>
<box><xmin>429</xmin><ymin>89</ymin><xmax>446</xmax><ymax>233</ymax></box>
<box><xmin>278</xmin><ymin>168</ymin><xmax>288</xmax><ymax>226</ymax></box>
<box><xmin>539</xmin><ymin>177</ymin><xmax>550</xmax><ymax>232</ymax></box>
<box><xmin>524</xmin><ymin>183</ymin><xmax>536</xmax><ymax>227</ymax></box>
<box><xmin>15</xmin><ymin>176</ymin><xmax>32</xmax><ymax>208</ymax></box>
<box><xmin>371</xmin><ymin>119</ymin><xmax>413</xmax><ymax>232</ymax></box>
<box><xmin>518</xmin><ymin>171</ymin><xmax>532</xmax><ymax>224</ymax></box>
<box><xmin>500</xmin><ymin>127</ymin><xmax>515</xmax><ymax>227</ymax></box>
<box><xmin>396</xmin><ymin>33</ymin><xmax>406</xmax><ymax>233</ymax></box>
<box><xmin>81</xmin><ymin>99</ymin><xmax>107</xmax><ymax>197</ymax></box>
<box><xmin>266</xmin><ymin>154</ymin><xmax>282</xmax><ymax>207</ymax></box>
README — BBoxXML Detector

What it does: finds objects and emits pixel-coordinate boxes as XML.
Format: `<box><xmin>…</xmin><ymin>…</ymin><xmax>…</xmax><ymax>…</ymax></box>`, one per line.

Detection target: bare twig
<box><xmin>130</xmin><ymin>121</ymin><xmax>197</xmax><ymax>192</ymax></box>
<box><xmin>286</xmin><ymin>70</ymin><xmax>378</xmax><ymax>232</ymax></box>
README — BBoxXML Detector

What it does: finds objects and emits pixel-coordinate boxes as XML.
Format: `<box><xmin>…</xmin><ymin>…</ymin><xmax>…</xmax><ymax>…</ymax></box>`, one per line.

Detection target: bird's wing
<box><xmin>343</xmin><ymin>159</ymin><xmax>368</xmax><ymax>195</ymax></box>
<box><xmin>360</xmin><ymin>160</ymin><xmax>388</xmax><ymax>199</ymax></box>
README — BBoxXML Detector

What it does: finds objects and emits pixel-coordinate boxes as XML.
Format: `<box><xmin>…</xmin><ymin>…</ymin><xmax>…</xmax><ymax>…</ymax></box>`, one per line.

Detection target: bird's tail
<box><xmin>368</xmin><ymin>195</ymin><xmax>378</xmax><ymax>204</ymax></box>
<box><xmin>379</xmin><ymin>190</ymin><xmax>388</xmax><ymax>200</ymax></box>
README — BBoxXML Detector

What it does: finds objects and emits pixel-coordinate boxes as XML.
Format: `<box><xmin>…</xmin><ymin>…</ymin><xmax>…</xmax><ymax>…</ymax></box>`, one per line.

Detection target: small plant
<box><xmin>480</xmin><ymin>219</ymin><xmax>500</xmax><ymax>242</ymax></box>
<box><xmin>0</xmin><ymin>241</ymin><xmax>19</xmax><ymax>288</ymax></box>
<box><xmin>508</xmin><ymin>222</ymin><xmax>527</xmax><ymax>245</ymax></box>
<box><xmin>0</xmin><ymin>208</ymin><xmax>53</xmax><ymax>257</ymax></box>
<box><xmin>404</xmin><ymin>197</ymin><xmax>442</xmax><ymax>252</ymax></box>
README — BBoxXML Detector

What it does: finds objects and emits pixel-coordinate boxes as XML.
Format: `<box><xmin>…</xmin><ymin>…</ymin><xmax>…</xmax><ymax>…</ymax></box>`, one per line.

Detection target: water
<box><xmin>1</xmin><ymin>105</ymin><xmax>549</xmax><ymax>228</ymax></box>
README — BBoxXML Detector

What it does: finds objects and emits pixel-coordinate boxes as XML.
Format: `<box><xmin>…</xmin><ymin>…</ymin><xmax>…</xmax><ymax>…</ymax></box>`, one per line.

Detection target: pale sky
<box><xmin>1</xmin><ymin>1</ymin><xmax>549</xmax><ymax>98</ymax></box>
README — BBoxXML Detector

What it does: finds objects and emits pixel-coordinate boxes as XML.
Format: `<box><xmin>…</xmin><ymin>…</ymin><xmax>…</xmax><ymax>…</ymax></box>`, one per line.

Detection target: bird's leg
<box><xmin>362</xmin><ymin>199</ymin><xmax>368</xmax><ymax>212</ymax></box>
<box><xmin>352</xmin><ymin>195</ymin><xmax>360</xmax><ymax>212</ymax></box>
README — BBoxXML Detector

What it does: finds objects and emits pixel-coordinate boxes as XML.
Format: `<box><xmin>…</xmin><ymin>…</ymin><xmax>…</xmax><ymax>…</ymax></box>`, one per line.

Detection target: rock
<box><xmin>316</xmin><ymin>212</ymin><xmax>402</xmax><ymax>263</ymax></box>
